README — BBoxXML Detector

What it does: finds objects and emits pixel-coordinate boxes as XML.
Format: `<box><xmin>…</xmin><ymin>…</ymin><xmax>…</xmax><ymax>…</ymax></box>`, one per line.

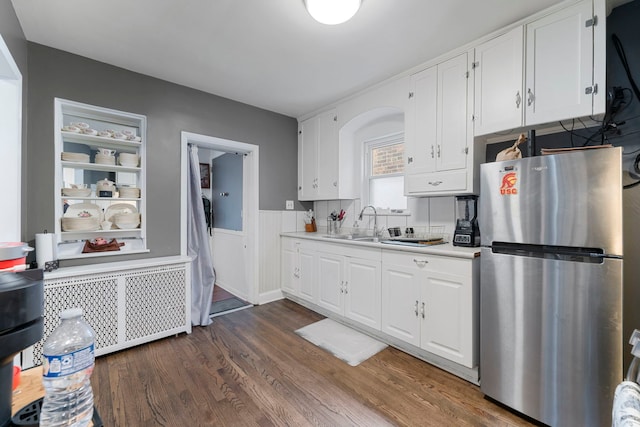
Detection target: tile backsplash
<box><xmin>310</xmin><ymin>197</ymin><xmax>456</xmax><ymax>237</ymax></box>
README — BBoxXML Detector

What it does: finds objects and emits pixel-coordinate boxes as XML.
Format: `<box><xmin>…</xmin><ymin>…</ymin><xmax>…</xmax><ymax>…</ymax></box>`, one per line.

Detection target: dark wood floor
<box><xmin>91</xmin><ymin>299</ymin><xmax>535</xmax><ymax>426</ymax></box>
<box><xmin>212</xmin><ymin>284</ymin><xmax>236</xmax><ymax>302</ymax></box>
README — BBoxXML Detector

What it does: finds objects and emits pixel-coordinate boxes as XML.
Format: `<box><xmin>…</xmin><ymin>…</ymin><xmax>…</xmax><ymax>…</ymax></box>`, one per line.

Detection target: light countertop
<box><xmin>281</xmin><ymin>231</ymin><xmax>480</xmax><ymax>259</ymax></box>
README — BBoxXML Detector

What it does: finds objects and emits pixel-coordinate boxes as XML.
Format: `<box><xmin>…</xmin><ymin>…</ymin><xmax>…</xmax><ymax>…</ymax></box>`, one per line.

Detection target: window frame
<box><xmin>362</xmin><ymin>132</ymin><xmax>407</xmax><ymax>211</ymax></box>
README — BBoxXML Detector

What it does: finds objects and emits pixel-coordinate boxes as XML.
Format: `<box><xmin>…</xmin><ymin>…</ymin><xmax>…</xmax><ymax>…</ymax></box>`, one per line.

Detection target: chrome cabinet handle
<box><xmin>430</xmin><ymin>145</ymin><xmax>435</xmax><ymax>158</ymax></box>
<box><xmin>413</xmin><ymin>258</ymin><xmax>429</xmax><ymax>266</ymax></box>
<box><xmin>437</xmin><ymin>145</ymin><xmax>441</xmax><ymax>158</ymax></box>
<box><xmin>421</xmin><ymin>302</ymin><xmax>426</xmax><ymax>319</ymax></box>
<box><xmin>527</xmin><ymin>88</ymin><xmax>534</xmax><ymax>106</ymax></box>
<box><xmin>516</xmin><ymin>90</ymin><xmax>521</xmax><ymax>108</ymax></box>
<box><xmin>344</xmin><ymin>282</ymin><xmax>348</xmax><ymax>294</ymax></box>
<box><xmin>414</xmin><ymin>300</ymin><xmax>419</xmax><ymax>317</ymax></box>
<box><xmin>340</xmin><ymin>280</ymin><xmax>344</xmax><ymax>293</ymax></box>
<box><xmin>427</xmin><ymin>181</ymin><xmax>442</xmax><ymax>186</ymax></box>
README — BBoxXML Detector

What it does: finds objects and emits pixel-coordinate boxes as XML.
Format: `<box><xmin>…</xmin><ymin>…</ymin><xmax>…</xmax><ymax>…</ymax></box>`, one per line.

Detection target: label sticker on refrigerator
<box><xmin>500</xmin><ymin>172</ymin><xmax>518</xmax><ymax>195</ymax></box>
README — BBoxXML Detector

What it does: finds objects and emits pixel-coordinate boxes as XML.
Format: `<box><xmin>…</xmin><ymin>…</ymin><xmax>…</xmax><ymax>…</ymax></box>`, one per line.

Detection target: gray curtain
<box><xmin>187</xmin><ymin>144</ymin><xmax>215</xmax><ymax>326</ymax></box>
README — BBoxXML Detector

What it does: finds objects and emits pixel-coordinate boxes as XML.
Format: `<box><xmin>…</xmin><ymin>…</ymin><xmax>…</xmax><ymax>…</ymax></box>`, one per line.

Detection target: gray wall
<box><xmin>212</xmin><ymin>153</ymin><xmax>243</xmax><ymax>231</ymax></box>
<box><xmin>26</xmin><ymin>43</ymin><xmax>298</xmax><ymax>266</ymax></box>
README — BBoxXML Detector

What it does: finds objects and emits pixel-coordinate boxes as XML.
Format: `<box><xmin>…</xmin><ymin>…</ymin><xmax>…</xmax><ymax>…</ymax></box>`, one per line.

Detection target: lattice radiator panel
<box><xmin>125</xmin><ymin>267</ymin><xmax>186</xmax><ymax>340</ymax></box>
<box><xmin>33</xmin><ymin>262</ymin><xmax>189</xmax><ymax>366</ymax></box>
<box><xmin>35</xmin><ymin>274</ymin><xmax>119</xmax><ymax>366</ymax></box>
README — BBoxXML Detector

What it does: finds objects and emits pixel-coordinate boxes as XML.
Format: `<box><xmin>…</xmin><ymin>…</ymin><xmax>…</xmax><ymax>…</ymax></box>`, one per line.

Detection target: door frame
<box><xmin>180</xmin><ymin>131</ymin><xmax>260</xmax><ymax>304</ymax></box>
<box><xmin>0</xmin><ymin>34</ymin><xmax>23</xmax><ymax>242</ymax></box>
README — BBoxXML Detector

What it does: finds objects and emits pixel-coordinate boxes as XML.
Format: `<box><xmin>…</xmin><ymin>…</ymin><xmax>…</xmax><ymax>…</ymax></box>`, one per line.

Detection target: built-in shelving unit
<box><xmin>54</xmin><ymin>98</ymin><xmax>148</xmax><ymax>259</ymax></box>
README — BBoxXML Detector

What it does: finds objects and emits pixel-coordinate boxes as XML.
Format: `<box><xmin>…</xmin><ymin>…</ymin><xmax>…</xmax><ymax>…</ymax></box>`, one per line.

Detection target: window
<box><xmin>364</xmin><ymin>133</ymin><xmax>407</xmax><ymax>210</ymax></box>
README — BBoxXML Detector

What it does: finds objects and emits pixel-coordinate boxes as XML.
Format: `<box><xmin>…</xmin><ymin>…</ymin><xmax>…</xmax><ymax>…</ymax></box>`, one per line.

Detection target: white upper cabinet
<box><xmin>524</xmin><ymin>0</ymin><xmax>597</xmax><ymax>126</ymax></box>
<box><xmin>298</xmin><ymin>109</ymin><xmax>339</xmax><ymax>200</ymax></box>
<box><xmin>473</xmin><ymin>0</ymin><xmax>605</xmax><ymax>136</ymax></box>
<box><xmin>405</xmin><ymin>52</ymin><xmax>474</xmax><ymax>196</ymax></box>
<box><xmin>473</xmin><ymin>27</ymin><xmax>524</xmax><ymax>136</ymax></box>
<box><xmin>405</xmin><ymin>66</ymin><xmax>437</xmax><ymax>176</ymax></box>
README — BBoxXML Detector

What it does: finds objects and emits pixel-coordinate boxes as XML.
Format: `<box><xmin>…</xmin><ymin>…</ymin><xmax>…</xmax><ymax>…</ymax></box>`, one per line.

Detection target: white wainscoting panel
<box><xmin>258</xmin><ymin>210</ymin><xmax>284</xmax><ymax>303</ymax></box>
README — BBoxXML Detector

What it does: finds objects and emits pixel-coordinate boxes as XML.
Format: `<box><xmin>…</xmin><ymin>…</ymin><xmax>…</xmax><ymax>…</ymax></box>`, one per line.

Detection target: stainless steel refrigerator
<box><xmin>479</xmin><ymin>147</ymin><xmax>623</xmax><ymax>426</ymax></box>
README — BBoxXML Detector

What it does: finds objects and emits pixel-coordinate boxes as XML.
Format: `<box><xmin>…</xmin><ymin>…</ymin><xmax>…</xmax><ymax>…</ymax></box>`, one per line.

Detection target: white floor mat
<box><xmin>295</xmin><ymin>318</ymin><xmax>387</xmax><ymax>366</ymax></box>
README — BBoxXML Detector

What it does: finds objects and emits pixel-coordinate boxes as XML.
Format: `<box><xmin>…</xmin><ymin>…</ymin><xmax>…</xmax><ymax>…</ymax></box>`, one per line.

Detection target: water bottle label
<box><xmin>43</xmin><ymin>344</ymin><xmax>95</xmax><ymax>378</ymax></box>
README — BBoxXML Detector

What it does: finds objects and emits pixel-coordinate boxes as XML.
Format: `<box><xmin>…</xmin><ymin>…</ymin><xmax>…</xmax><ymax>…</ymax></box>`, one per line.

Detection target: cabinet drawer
<box><xmin>281</xmin><ymin>237</ymin><xmax>315</xmax><ymax>252</ymax></box>
<box><xmin>405</xmin><ymin>169</ymin><xmax>467</xmax><ymax>194</ymax></box>
<box><xmin>382</xmin><ymin>250</ymin><xmax>470</xmax><ymax>275</ymax></box>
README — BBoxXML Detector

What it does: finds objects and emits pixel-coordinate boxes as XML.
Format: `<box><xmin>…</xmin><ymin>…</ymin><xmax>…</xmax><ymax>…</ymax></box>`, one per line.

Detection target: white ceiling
<box><xmin>13</xmin><ymin>0</ymin><xmax>588</xmax><ymax>118</ymax></box>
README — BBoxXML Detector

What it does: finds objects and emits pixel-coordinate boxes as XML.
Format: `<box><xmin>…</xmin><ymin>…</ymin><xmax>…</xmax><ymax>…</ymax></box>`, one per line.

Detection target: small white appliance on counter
<box><xmin>479</xmin><ymin>147</ymin><xmax>623</xmax><ymax>426</ymax></box>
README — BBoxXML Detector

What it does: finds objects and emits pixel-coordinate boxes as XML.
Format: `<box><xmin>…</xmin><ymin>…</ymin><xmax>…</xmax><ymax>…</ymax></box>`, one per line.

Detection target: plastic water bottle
<box><xmin>40</xmin><ymin>308</ymin><xmax>95</xmax><ymax>427</ymax></box>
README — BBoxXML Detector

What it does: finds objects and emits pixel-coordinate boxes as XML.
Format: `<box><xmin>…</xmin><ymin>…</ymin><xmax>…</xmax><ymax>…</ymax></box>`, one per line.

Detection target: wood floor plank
<box><xmin>91</xmin><ymin>299</ymin><xmax>536</xmax><ymax>426</ymax></box>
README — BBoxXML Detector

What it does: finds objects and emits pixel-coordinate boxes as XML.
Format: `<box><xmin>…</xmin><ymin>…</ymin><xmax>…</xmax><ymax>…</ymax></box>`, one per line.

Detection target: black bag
<box><xmin>202</xmin><ymin>196</ymin><xmax>212</xmax><ymax>236</ymax></box>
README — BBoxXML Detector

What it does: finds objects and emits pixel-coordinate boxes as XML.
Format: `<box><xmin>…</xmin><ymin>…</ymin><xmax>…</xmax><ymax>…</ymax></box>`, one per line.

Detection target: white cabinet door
<box><xmin>438</xmin><ymin>52</ymin><xmax>469</xmax><ymax>172</ymax></box>
<box><xmin>297</xmin><ymin>109</ymin><xmax>339</xmax><ymax>201</ymax></box>
<box><xmin>405</xmin><ymin>66</ymin><xmax>437</xmax><ymax>176</ymax></box>
<box><xmin>421</xmin><ymin>271</ymin><xmax>473</xmax><ymax>368</ymax></box>
<box><xmin>525</xmin><ymin>0</ymin><xmax>594</xmax><ymax>126</ymax></box>
<box><xmin>344</xmin><ymin>257</ymin><xmax>381</xmax><ymax>330</ymax></box>
<box><xmin>317</xmin><ymin>252</ymin><xmax>344</xmax><ymax>314</ymax></box>
<box><xmin>298</xmin><ymin>117</ymin><xmax>318</xmax><ymax>200</ymax></box>
<box><xmin>316</xmin><ymin>110</ymin><xmax>339</xmax><ymax>199</ymax></box>
<box><xmin>404</xmin><ymin>54</ymin><xmax>471</xmax><ymax>196</ymax></box>
<box><xmin>381</xmin><ymin>263</ymin><xmax>421</xmax><ymax>346</ymax></box>
<box><xmin>281</xmin><ymin>246</ymin><xmax>298</xmax><ymax>295</ymax></box>
<box><xmin>474</xmin><ymin>27</ymin><xmax>524</xmax><ymax>136</ymax></box>
<box><xmin>299</xmin><ymin>249</ymin><xmax>316</xmax><ymax>302</ymax></box>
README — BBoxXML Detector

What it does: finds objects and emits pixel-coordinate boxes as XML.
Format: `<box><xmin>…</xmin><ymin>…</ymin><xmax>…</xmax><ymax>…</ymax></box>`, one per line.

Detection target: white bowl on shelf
<box><xmin>114</xmin><ymin>221</ymin><xmax>140</xmax><ymax>230</ymax></box>
<box><xmin>62</xmin><ymin>188</ymin><xmax>91</xmax><ymax>197</ymax></box>
<box><xmin>118</xmin><ymin>153</ymin><xmax>139</xmax><ymax>166</ymax></box>
<box><xmin>61</xmin><ymin>152</ymin><xmax>90</xmax><ymax>163</ymax></box>
<box><xmin>95</xmin><ymin>154</ymin><xmax>116</xmax><ymax>165</ymax></box>
<box><xmin>118</xmin><ymin>187</ymin><xmax>140</xmax><ymax>198</ymax></box>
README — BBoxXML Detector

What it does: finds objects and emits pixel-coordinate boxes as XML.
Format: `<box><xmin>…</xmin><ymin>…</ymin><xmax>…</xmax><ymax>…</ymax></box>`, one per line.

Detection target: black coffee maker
<box><xmin>453</xmin><ymin>195</ymin><xmax>480</xmax><ymax>247</ymax></box>
<box><xmin>0</xmin><ymin>270</ymin><xmax>43</xmax><ymax>427</ymax></box>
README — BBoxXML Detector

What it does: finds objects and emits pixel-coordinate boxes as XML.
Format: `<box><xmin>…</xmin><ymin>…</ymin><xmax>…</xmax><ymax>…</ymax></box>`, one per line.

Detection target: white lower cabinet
<box><xmin>281</xmin><ymin>237</ymin><xmax>316</xmax><ymax>302</ymax></box>
<box><xmin>317</xmin><ymin>250</ymin><xmax>381</xmax><ymax>330</ymax></box>
<box><xmin>381</xmin><ymin>251</ymin><xmax>477</xmax><ymax>368</ymax></box>
<box><xmin>280</xmin><ymin>237</ymin><xmax>479</xmax><ymax>376</ymax></box>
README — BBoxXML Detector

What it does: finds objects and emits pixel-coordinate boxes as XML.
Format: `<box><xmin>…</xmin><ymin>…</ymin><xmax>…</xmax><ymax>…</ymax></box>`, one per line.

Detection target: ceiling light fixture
<box><xmin>304</xmin><ymin>0</ymin><xmax>362</xmax><ymax>25</ymax></box>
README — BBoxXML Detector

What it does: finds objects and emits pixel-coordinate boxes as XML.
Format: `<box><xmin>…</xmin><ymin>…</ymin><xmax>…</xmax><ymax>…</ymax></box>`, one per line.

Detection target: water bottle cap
<box><xmin>59</xmin><ymin>307</ymin><xmax>83</xmax><ymax>319</ymax></box>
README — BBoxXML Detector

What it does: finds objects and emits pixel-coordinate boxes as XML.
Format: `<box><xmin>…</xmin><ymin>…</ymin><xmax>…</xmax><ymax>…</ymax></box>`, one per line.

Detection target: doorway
<box><xmin>180</xmin><ymin>132</ymin><xmax>259</xmax><ymax>305</ymax></box>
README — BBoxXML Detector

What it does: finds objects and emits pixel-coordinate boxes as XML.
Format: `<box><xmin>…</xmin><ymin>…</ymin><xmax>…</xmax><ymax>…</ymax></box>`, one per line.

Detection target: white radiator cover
<box><xmin>28</xmin><ymin>257</ymin><xmax>191</xmax><ymax>367</ymax></box>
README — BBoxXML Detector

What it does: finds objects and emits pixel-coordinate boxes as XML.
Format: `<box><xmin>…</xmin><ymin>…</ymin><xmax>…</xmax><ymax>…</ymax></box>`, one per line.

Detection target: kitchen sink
<box><xmin>322</xmin><ymin>235</ymin><xmax>380</xmax><ymax>242</ymax></box>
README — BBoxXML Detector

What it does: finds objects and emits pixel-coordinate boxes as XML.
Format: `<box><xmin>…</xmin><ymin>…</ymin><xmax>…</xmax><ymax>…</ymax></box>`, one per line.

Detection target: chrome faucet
<box><xmin>358</xmin><ymin>205</ymin><xmax>379</xmax><ymax>240</ymax></box>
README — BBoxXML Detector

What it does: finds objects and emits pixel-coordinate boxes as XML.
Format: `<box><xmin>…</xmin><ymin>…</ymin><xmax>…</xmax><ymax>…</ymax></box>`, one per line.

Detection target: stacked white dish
<box><xmin>62</xmin><ymin>187</ymin><xmax>91</xmax><ymax>197</ymax></box>
<box><xmin>118</xmin><ymin>187</ymin><xmax>140</xmax><ymax>198</ymax></box>
<box><xmin>118</xmin><ymin>152</ymin><xmax>139</xmax><ymax>167</ymax></box>
<box><xmin>62</xmin><ymin>202</ymin><xmax>101</xmax><ymax>231</ymax></box>
<box><xmin>61</xmin><ymin>217</ymin><xmax>100</xmax><ymax>231</ymax></box>
<box><xmin>95</xmin><ymin>153</ymin><xmax>116</xmax><ymax>165</ymax></box>
<box><xmin>61</xmin><ymin>152</ymin><xmax>90</xmax><ymax>163</ymax></box>
<box><xmin>113</xmin><ymin>212</ymin><xmax>141</xmax><ymax>229</ymax></box>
